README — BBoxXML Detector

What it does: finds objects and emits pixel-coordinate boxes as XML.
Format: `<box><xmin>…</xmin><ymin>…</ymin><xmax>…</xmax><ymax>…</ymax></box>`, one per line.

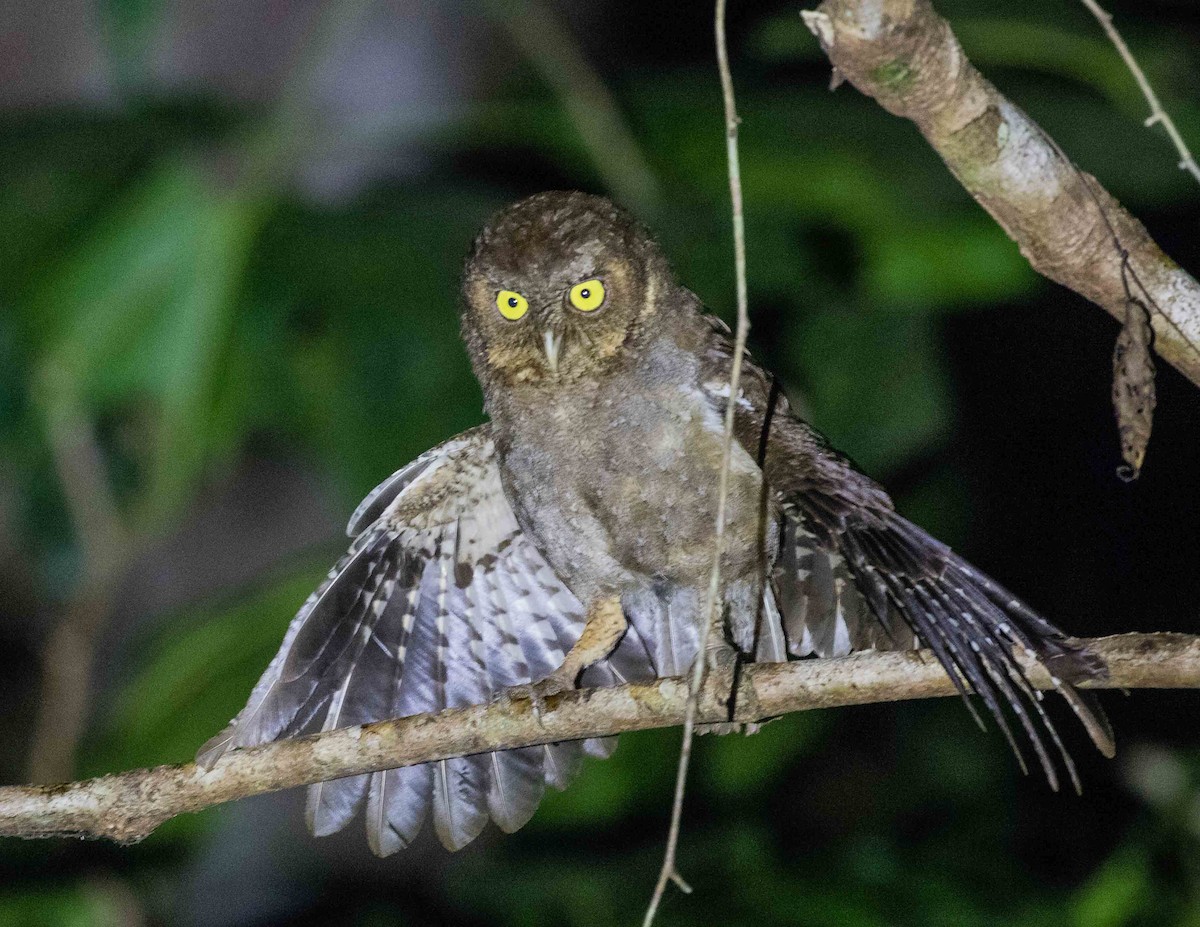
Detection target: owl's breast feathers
<box><xmin>490</xmin><ymin>330</ymin><xmax>769</xmax><ymax>596</ymax></box>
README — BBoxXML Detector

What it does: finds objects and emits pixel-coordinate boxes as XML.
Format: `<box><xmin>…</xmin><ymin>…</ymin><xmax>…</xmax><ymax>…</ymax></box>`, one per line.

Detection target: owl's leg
<box><xmin>530</xmin><ymin>596</ymin><xmax>628</xmax><ymax>700</ymax></box>
<box><xmin>697</xmin><ymin>600</ymin><xmax>762</xmax><ymax>736</ymax></box>
<box><xmin>705</xmin><ymin>624</ymin><xmax>740</xmax><ymax>671</ymax></box>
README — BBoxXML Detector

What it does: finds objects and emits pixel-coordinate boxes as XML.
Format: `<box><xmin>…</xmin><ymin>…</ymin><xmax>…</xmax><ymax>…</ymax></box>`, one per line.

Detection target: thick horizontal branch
<box><xmin>0</xmin><ymin>633</ymin><xmax>1196</xmax><ymax>845</ymax></box>
<box><xmin>802</xmin><ymin>0</ymin><xmax>1200</xmax><ymax>388</ymax></box>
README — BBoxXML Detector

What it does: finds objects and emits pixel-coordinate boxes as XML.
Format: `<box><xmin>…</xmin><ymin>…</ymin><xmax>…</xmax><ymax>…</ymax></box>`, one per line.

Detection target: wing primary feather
<box><xmin>284</xmin><ymin>530</ymin><xmax>396</xmax><ymax>738</ymax></box>
<box><xmin>934</xmin><ymin>581</ymin><xmax>1080</xmax><ymax>793</ymax></box>
<box><xmin>886</xmin><ymin>564</ymin><xmax>1055</xmax><ymax>787</ymax></box>
<box><xmin>306</xmin><ymin>537</ymin><xmax>398</xmax><ymax>835</ymax></box>
<box><xmin>707</xmin><ymin>319</ymin><xmax>1108</xmax><ymax>790</ymax></box>
<box><xmin>872</xmin><ymin>567</ymin><xmax>993</xmax><ymax>737</ymax></box>
<box><xmin>909</xmin><ymin>581</ymin><xmax>1034</xmax><ymax>779</ymax></box>
<box><xmin>814</xmin><ymin>508</ymin><xmax>1093</xmax><ymax>790</ymax></box>
<box><xmin>377</xmin><ymin>549</ymin><xmax>444</xmax><ymax>852</ymax></box>
<box><xmin>197</xmin><ymin>527</ymin><xmax>390</xmax><ymax>766</ymax></box>
<box><xmin>366</xmin><ymin>550</ymin><xmax>425</xmax><ymax>855</ymax></box>
<box><xmin>944</xmin><ymin>564</ymin><xmax>1115</xmax><ymax>758</ymax></box>
<box><xmin>429</xmin><ymin>523</ymin><xmax>459</xmax><ymax>850</ymax></box>
<box><xmin>429</xmin><ymin>517</ymin><xmax>490</xmax><ymax>851</ymax></box>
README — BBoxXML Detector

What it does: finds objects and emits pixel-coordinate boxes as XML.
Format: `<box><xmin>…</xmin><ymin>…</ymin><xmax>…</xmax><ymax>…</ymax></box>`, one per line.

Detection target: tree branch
<box><xmin>1</xmin><ymin>633</ymin><xmax>1196</xmax><ymax>845</ymax></box>
<box><xmin>27</xmin><ymin>372</ymin><xmax>131</xmax><ymax>784</ymax></box>
<box><xmin>492</xmin><ymin>0</ymin><xmax>661</xmax><ymax>215</ymax></box>
<box><xmin>801</xmin><ymin>0</ymin><xmax>1200</xmax><ymax>389</ymax></box>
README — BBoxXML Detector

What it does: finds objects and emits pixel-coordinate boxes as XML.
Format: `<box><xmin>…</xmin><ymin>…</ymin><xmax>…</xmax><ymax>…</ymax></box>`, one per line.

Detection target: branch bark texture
<box><xmin>802</xmin><ymin>0</ymin><xmax>1200</xmax><ymax>388</ymax></box>
<box><xmin>1</xmin><ymin>633</ymin><xmax>1196</xmax><ymax>845</ymax></box>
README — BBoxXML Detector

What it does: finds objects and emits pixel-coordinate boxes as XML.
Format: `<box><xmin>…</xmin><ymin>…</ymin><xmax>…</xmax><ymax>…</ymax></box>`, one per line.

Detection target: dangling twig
<box><xmin>1079</xmin><ymin>0</ymin><xmax>1200</xmax><ymax>185</ymax></box>
<box><xmin>1075</xmin><ymin>0</ymin><xmax>1195</xmax><ymax>477</ymax></box>
<box><xmin>644</xmin><ymin>0</ymin><xmax>749</xmax><ymax>923</ymax></box>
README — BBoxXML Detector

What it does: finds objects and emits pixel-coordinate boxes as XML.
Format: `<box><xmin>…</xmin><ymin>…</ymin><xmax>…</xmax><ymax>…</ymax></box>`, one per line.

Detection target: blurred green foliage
<box><xmin>1</xmin><ymin>0</ymin><xmax>1199</xmax><ymax>925</ymax></box>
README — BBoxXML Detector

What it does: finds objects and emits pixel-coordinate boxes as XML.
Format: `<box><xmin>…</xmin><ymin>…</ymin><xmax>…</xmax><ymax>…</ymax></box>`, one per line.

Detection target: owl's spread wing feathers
<box><xmin>197</xmin><ymin>426</ymin><xmax>635</xmax><ymax>854</ymax></box>
<box><xmin>700</xmin><ymin>316</ymin><xmax>1115</xmax><ymax>791</ymax></box>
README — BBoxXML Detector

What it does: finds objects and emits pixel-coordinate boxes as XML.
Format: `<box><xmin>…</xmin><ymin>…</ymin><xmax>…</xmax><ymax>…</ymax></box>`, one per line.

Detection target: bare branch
<box><xmin>1</xmin><ymin>633</ymin><xmax>1196</xmax><ymax>845</ymax></box>
<box><xmin>1079</xmin><ymin>0</ymin><xmax>1200</xmax><ymax>185</ymax></box>
<box><xmin>646</xmin><ymin>2</ymin><xmax>752</xmax><ymax>922</ymax></box>
<box><xmin>493</xmin><ymin>0</ymin><xmax>660</xmax><ymax>214</ymax></box>
<box><xmin>27</xmin><ymin>376</ymin><xmax>131</xmax><ymax>784</ymax></box>
<box><xmin>801</xmin><ymin>0</ymin><xmax>1200</xmax><ymax>390</ymax></box>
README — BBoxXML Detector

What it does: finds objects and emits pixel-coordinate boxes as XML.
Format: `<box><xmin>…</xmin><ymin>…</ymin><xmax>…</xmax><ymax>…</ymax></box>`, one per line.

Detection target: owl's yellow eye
<box><xmin>568</xmin><ymin>279</ymin><xmax>606</xmax><ymax>312</ymax></box>
<box><xmin>496</xmin><ymin>290</ymin><xmax>529</xmax><ymax>321</ymax></box>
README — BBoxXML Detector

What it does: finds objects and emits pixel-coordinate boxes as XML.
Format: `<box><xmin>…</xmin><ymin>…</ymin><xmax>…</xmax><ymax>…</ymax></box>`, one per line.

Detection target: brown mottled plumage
<box><xmin>199</xmin><ymin>191</ymin><xmax>1114</xmax><ymax>857</ymax></box>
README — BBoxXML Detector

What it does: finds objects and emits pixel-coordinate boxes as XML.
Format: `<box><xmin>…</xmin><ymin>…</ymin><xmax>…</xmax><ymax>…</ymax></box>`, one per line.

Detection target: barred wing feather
<box><xmin>196</xmin><ymin>426</ymin><xmax>634</xmax><ymax>854</ymax></box>
<box><xmin>699</xmin><ymin>315</ymin><xmax>1115</xmax><ymax>793</ymax></box>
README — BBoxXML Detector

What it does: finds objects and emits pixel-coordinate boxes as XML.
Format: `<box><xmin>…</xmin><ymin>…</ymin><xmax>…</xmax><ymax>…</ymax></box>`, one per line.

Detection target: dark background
<box><xmin>1</xmin><ymin>0</ymin><xmax>1198</xmax><ymax>924</ymax></box>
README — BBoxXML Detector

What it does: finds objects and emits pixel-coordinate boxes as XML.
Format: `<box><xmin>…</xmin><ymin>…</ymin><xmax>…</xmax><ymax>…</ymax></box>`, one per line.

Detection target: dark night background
<box><xmin>1</xmin><ymin>0</ymin><xmax>1198</xmax><ymax>924</ymax></box>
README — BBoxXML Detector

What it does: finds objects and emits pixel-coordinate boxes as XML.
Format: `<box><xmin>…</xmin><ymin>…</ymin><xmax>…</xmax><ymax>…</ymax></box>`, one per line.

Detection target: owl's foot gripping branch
<box><xmin>0</xmin><ymin>633</ymin><xmax>1197</xmax><ymax>846</ymax></box>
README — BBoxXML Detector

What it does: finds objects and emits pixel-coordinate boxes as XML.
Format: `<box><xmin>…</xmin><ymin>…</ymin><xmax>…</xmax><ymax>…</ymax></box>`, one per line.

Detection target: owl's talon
<box><xmin>505</xmin><ymin>671</ymin><xmax>575</xmax><ymax>719</ymax></box>
<box><xmin>531</xmin><ymin>673</ymin><xmax>571</xmax><ymax>700</ymax></box>
<box><xmin>705</xmin><ymin>639</ymin><xmax>739</xmax><ymax>674</ymax></box>
<box><xmin>492</xmin><ymin>686</ymin><xmax>525</xmax><ymax>711</ymax></box>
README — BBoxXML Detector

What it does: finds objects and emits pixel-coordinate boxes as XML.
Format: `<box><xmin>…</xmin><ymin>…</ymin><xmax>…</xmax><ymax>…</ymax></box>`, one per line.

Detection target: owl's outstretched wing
<box><xmin>700</xmin><ymin>317</ymin><xmax>1115</xmax><ymax>792</ymax></box>
<box><xmin>197</xmin><ymin>425</ymin><xmax>650</xmax><ymax>855</ymax></box>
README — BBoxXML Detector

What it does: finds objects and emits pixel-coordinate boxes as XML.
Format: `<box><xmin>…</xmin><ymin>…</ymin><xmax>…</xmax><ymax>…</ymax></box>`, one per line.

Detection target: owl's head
<box><xmin>461</xmin><ymin>191</ymin><xmax>669</xmax><ymax>387</ymax></box>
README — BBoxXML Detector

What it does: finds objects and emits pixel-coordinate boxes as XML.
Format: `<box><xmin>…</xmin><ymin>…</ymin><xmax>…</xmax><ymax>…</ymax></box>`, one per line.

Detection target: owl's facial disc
<box><xmin>461</xmin><ymin>191</ymin><xmax>666</xmax><ymax>386</ymax></box>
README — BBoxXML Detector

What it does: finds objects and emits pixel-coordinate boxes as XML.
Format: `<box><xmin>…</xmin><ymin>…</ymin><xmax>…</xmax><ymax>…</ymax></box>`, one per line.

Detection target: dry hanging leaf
<box><xmin>1112</xmin><ymin>296</ymin><xmax>1156</xmax><ymax>480</ymax></box>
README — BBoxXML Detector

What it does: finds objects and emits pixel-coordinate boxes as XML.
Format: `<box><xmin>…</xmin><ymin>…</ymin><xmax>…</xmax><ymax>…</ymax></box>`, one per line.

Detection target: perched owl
<box><xmin>199</xmin><ymin>191</ymin><xmax>1114</xmax><ymax>856</ymax></box>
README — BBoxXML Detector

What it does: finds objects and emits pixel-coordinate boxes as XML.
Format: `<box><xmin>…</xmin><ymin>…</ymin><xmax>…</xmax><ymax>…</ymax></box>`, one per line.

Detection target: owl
<box><xmin>198</xmin><ymin>191</ymin><xmax>1114</xmax><ymax>856</ymax></box>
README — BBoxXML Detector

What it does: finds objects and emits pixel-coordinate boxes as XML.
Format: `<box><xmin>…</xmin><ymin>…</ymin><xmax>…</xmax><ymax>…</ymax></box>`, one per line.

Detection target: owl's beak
<box><xmin>542</xmin><ymin>329</ymin><xmax>562</xmax><ymax>376</ymax></box>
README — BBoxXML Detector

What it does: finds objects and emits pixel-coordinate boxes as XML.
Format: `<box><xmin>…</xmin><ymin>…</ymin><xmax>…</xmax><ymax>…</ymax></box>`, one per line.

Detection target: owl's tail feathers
<box><xmin>773</xmin><ymin>501</ymin><xmax>1114</xmax><ymax>793</ymax></box>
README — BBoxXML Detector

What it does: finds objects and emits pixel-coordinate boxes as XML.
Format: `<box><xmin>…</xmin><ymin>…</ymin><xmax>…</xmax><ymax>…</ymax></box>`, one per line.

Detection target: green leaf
<box><xmin>0</xmin><ymin>883</ymin><xmax>131</xmax><ymax>927</ymax></box>
<box><xmin>140</xmin><ymin>186</ymin><xmax>266</xmax><ymax>523</ymax></box>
